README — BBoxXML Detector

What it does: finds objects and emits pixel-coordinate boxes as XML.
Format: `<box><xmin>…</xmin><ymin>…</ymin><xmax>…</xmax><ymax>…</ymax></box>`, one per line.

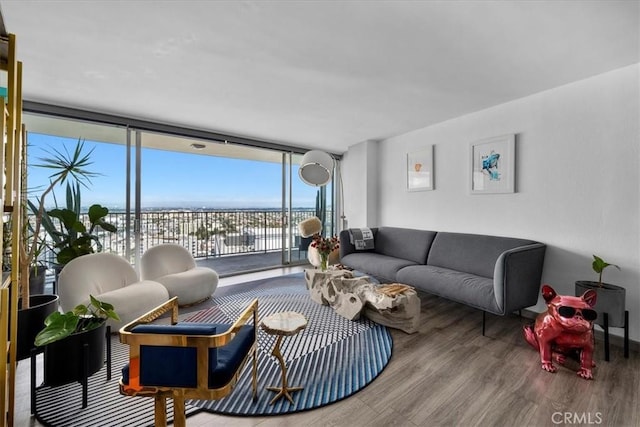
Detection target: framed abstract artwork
<box><xmin>407</xmin><ymin>146</ymin><xmax>434</xmax><ymax>191</ymax></box>
<box><xmin>470</xmin><ymin>134</ymin><xmax>515</xmax><ymax>194</ymax></box>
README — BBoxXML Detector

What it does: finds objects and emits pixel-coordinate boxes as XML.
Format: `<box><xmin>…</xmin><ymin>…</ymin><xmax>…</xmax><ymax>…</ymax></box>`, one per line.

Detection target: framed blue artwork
<box><xmin>470</xmin><ymin>134</ymin><xmax>515</xmax><ymax>194</ymax></box>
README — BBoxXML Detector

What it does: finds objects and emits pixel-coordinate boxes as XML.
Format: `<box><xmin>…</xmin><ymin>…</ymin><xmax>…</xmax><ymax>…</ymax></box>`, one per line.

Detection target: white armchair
<box><xmin>57</xmin><ymin>253</ymin><xmax>170</xmax><ymax>329</ymax></box>
<box><xmin>141</xmin><ymin>244</ymin><xmax>219</xmax><ymax>306</ymax></box>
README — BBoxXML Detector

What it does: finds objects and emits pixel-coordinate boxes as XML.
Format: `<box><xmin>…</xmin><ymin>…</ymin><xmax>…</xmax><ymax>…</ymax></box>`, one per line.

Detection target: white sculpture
<box><xmin>304</xmin><ymin>269</ymin><xmax>421</xmax><ymax>333</ymax></box>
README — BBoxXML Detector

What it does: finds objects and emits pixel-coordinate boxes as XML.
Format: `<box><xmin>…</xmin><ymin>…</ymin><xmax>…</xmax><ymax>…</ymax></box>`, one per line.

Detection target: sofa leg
<box><xmin>624</xmin><ymin>310</ymin><xmax>629</xmax><ymax>358</ymax></box>
<box><xmin>482</xmin><ymin>311</ymin><xmax>486</xmax><ymax>336</ymax></box>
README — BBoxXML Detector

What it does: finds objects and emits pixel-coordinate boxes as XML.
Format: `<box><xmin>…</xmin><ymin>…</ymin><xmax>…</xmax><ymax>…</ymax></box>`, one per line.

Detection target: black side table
<box><xmin>601</xmin><ymin>310</ymin><xmax>629</xmax><ymax>361</ymax></box>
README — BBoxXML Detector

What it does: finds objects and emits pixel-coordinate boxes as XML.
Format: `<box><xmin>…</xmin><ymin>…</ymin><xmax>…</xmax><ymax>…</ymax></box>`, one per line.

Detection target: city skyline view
<box><xmin>27</xmin><ymin>133</ymin><xmax>327</xmax><ymax>210</ymax></box>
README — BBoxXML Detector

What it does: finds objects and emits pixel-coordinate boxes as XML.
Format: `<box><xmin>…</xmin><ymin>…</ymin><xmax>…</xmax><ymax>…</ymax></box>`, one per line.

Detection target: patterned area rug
<box><xmin>187</xmin><ymin>282</ymin><xmax>393</xmax><ymax>416</ymax></box>
<box><xmin>32</xmin><ymin>273</ymin><xmax>392</xmax><ymax>424</ymax></box>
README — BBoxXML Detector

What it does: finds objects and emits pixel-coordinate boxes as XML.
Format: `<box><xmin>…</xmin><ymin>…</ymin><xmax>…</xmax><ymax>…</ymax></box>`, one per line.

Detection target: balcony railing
<box><xmin>31</xmin><ymin>208</ymin><xmax>333</xmax><ymax>266</ymax></box>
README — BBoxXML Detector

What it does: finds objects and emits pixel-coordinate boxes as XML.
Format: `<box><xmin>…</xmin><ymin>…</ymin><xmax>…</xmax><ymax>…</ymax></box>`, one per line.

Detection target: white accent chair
<box><xmin>141</xmin><ymin>244</ymin><xmax>219</xmax><ymax>306</ymax></box>
<box><xmin>57</xmin><ymin>253</ymin><xmax>170</xmax><ymax>329</ymax></box>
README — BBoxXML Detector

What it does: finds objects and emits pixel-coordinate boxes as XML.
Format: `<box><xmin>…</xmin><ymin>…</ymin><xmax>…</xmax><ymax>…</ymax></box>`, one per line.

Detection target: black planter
<box><xmin>43</xmin><ymin>321</ymin><xmax>106</xmax><ymax>387</ymax></box>
<box><xmin>28</xmin><ymin>265</ymin><xmax>47</xmax><ymax>295</ymax></box>
<box><xmin>31</xmin><ymin>322</ymin><xmax>111</xmax><ymax>414</ymax></box>
<box><xmin>575</xmin><ymin>281</ymin><xmax>626</xmax><ymax>328</ymax></box>
<box><xmin>17</xmin><ymin>294</ymin><xmax>59</xmax><ymax>360</ymax></box>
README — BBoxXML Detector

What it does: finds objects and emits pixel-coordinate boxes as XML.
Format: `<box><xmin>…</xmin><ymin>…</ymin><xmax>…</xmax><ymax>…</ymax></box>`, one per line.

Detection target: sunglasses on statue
<box><xmin>557</xmin><ymin>306</ymin><xmax>598</xmax><ymax>321</ymax></box>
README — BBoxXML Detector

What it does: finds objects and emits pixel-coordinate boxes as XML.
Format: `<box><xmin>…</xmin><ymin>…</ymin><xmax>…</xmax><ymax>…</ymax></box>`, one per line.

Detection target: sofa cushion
<box><xmin>341</xmin><ymin>252</ymin><xmax>417</xmax><ymax>283</ymax></box>
<box><xmin>427</xmin><ymin>232</ymin><xmax>537</xmax><ymax>279</ymax></box>
<box><xmin>375</xmin><ymin>227</ymin><xmax>437</xmax><ymax>264</ymax></box>
<box><xmin>397</xmin><ymin>265</ymin><xmax>500</xmax><ymax>314</ymax></box>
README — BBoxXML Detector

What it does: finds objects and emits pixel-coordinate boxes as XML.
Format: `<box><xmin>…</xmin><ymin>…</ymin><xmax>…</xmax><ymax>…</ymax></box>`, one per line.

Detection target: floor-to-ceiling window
<box><xmin>24</xmin><ymin>115</ymin><xmax>128</xmax><ymax>277</ymax></box>
<box><xmin>23</xmin><ymin>112</ymin><xmax>336</xmax><ymax>277</ymax></box>
<box><xmin>134</xmin><ymin>131</ymin><xmax>322</xmax><ymax>275</ymax></box>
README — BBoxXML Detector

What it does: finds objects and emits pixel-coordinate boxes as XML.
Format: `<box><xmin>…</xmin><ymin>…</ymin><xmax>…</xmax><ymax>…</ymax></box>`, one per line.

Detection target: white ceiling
<box><xmin>2</xmin><ymin>1</ymin><xmax>638</xmax><ymax>154</ymax></box>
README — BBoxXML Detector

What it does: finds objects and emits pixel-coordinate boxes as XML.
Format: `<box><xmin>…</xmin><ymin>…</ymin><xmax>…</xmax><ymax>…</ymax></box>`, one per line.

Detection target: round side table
<box><xmin>260</xmin><ymin>311</ymin><xmax>307</xmax><ymax>405</ymax></box>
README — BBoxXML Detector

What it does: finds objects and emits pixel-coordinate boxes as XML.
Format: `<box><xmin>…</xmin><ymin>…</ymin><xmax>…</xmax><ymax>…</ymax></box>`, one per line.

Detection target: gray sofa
<box><xmin>339</xmin><ymin>227</ymin><xmax>546</xmax><ymax>324</ymax></box>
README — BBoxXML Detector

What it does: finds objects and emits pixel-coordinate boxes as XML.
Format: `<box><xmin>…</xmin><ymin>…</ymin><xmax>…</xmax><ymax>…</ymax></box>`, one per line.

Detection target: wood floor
<box><xmin>15</xmin><ymin>268</ymin><xmax>639</xmax><ymax>427</ymax></box>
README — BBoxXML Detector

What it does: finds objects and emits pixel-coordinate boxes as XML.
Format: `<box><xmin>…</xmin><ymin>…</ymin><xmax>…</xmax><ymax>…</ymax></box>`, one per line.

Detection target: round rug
<box><xmin>186</xmin><ymin>283</ymin><xmax>393</xmax><ymax>416</ymax></box>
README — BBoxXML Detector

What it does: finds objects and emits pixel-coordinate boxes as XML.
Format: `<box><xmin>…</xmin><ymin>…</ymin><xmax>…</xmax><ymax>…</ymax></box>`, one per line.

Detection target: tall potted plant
<box><xmin>16</xmin><ymin>139</ymin><xmax>97</xmax><ymax>360</ymax></box>
<box><xmin>20</xmin><ymin>138</ymin><xmax>45</xmax><ymax>294</ymax></box>
<box><xmin>19</xmin><ymin>138</ymin><xmax>98</xmax><ymax>305</ymax></box>
<box><xmin>575</xmin><ymin>255</ymin><xmax>626</xmax><ymax>327</ymax></box>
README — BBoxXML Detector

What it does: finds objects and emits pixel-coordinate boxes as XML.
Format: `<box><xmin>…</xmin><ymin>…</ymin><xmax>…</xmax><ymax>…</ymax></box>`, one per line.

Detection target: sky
<box><xmin>27</xmin><ymin>133</ymin><xmax>325</xmax><ymax>210</ymax></box>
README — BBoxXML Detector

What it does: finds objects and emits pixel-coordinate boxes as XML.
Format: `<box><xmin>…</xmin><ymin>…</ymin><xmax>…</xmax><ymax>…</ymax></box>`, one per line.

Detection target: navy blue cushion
<box><xmin>210</xmin><ymin>325</ymin><xmax>255</xmax><ymax>389</ymax></box>
<box><xmin>133</xmin><ymin>323</ymin><xmax>219</xmax><ymax>388</ymax></box>
<box><xmin>132</xmin><ymin>322</ymin><xmax>218</xmax><ymax>335</ymax></box>
<box><xmin>123</xmin><ymin>322</ymin><xmax>254</xmax><ymax>389</ymax></box>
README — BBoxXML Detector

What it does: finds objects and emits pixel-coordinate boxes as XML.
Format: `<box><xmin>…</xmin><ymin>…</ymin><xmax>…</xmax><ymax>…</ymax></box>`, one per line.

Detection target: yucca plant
<box><xmin>19</xmin><ymin>139</ymin><xmax>98</xmax><ymax>308</ymax></box>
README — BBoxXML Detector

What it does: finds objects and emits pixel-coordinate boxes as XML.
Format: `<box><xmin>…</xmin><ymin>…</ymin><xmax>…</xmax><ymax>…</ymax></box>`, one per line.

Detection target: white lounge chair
<box><xmin>57</xmin><ymin>252</ymin><xmax>170</xmax><ymax>329</ymax></box>
<box><xmin>141</xmin><ymin>244</ymin><xmax>218</xmax><ymax>306</ymax></box>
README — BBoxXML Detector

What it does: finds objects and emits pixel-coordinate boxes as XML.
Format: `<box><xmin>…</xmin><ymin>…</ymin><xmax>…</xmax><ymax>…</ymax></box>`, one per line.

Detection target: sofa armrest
<box><xmin>493</xmin><ymin>243</ymin><xmax>546</xmax><ymax>314</ymax></box>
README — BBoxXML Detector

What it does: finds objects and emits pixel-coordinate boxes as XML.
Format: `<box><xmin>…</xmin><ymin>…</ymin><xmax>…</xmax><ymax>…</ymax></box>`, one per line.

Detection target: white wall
<box><xmin>344</xmin><ymin>64</ymin><xmax>640</xmax><ymax>341</ymax></box>
<box><xmin>342</xmin><ymin>140</ymin><xmax>379</xmax><ymax>229</ymax></box>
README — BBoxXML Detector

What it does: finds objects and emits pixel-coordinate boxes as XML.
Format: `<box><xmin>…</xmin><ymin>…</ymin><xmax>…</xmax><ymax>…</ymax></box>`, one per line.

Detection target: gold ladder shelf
<box><xmin>0</xmin><ymin>31</ymin><xmax>24</xmax><ymax>427</ymax></box>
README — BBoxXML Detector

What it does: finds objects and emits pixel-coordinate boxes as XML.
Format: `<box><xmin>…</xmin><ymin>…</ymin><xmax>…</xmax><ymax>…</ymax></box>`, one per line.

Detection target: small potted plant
<box><xmin>34</xmin><ymin>295</ymin><xmax>119</xmax><ymax>387</ymax></box>
<box><xmin>575</xmin><ymin>255</ymin><xmax>626</xmax><ymax>328</ymax></box>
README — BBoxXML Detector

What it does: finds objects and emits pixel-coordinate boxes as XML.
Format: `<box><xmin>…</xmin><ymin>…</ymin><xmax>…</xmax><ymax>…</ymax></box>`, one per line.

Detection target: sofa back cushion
<box><xmin>375</xmin><ymin>227</ymin><xmax>437</xmax><ymax>264</ymax></box>
<box><xmin>427</xmin><ymin>232</ymin><xmax>537</xmax><ymax>278</ymax></box>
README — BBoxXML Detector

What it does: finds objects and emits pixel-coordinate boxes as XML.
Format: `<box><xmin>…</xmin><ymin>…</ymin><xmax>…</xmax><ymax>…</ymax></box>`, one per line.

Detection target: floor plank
<box><xmin>15</xmin><ymin>268</ymin><xmax>639</xmax><ymax>426</ymax></box>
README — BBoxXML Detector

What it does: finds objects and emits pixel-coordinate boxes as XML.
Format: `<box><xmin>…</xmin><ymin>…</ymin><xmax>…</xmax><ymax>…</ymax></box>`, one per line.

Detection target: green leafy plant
<box><xmin>19</xmin><ymin>139</ymin><xmax>99</xmax><ymax>307</ymax></box>
<box><xmin>39</xmin><ymin>181</ymin><xmax>117</xmax><ymax>265</ymax></box>
<box><xmin>592</xmin><ymin>255</ymin><xmax>620</xmax><ymax>287</ymax></box>
<box><xmin>34</xmin><ymin>295</ymin><xmax>119</xmax><ymax>347</ymax></box>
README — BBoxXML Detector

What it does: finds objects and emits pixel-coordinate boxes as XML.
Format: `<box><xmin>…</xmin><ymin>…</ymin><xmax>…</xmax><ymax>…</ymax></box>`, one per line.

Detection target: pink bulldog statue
<box><xmin>523</xmin><ymin>284</ymin><xmax>597</xmax><ymax>380</ymax></box>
